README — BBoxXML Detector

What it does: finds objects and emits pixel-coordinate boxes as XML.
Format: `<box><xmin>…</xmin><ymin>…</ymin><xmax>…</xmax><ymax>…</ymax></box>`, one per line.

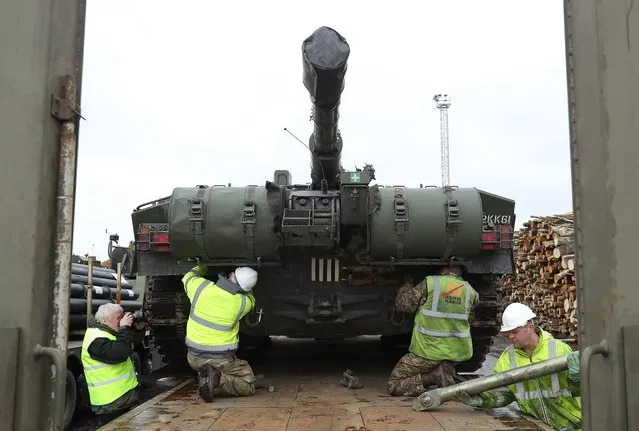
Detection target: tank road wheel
<box><xmin>456</xmin><ymin>274</ymin><xmax>501</xmax><ymax>373</ymax></box>
<box><xmin>144</xmin><ymin>275</ymin><xmax>191</xmax><ymax>370</ymax></box>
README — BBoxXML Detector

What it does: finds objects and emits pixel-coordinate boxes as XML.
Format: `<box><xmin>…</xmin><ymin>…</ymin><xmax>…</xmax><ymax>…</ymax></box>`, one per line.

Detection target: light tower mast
<box><xmin>433</xmin><ymin>93</ymin><xmax>452</xmax><ymax>187</ymax></box>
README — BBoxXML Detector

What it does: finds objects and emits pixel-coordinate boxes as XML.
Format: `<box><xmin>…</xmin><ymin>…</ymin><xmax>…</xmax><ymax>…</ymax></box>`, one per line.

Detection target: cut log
<box><xmin>553</xmin><ymin>244</ymin><xmax>575</xmax><ymax>259</ymax></box>
<box><xmin>554</xmin><ymin>235</ymin><xmax>573</xmax><ymax>246</ymax></box>
<box><xmin>500</xmin><ymin>213</ymin><xmax>578</xmax><ymax>341</ymax></box>
<box><xmin>554</xmin><ymin>269</ymin><xmax>572</xmax><ymax>283</ymax></box>
<box><xmin>561</xmin><ymin>254</ymin><xmax>574</xmax><ymax>269</ymax></box>
<box><xmin>552</xmin><ymin>225</ymin><xmax>574</xmax><ymax>238</ymax></box>
<box><xmin>570</xmin><ymin>309</ymin><xmax>577</xmax><ymax>323</ymax></box>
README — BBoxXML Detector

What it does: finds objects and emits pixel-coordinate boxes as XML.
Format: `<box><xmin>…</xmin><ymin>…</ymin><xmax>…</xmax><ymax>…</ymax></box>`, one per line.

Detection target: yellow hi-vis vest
<box><xmin>80</xmin><ymin>327</ymin><xmax>139</xmax><ymax>406</ymax></box>
<box><xmin>409</xmin><ymin>274</ymin><xmax>479</xmax><ymax>362</ymax></box>
<box><xmin>182</xmin><ymin>266</ymin><xmax>255</xmax><ymax>353</ymax></box>
<box><xmin>494</xmin><ymin>329</ymin><xmax>582</xmax><ymax>430</ymax></box>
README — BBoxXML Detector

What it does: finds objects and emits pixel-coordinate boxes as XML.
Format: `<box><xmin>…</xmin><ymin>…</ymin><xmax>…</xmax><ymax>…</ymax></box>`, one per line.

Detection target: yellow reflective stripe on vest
<box><xmin>188</xmin><ymin>280</ymin><xmax>247</xmax><ymax>332</ymax></box>
<box><xmin>83</xmin><ymin>363</ymin><xmax>110</xmax><ymax>371</ymax></box>
<box><xmin>419</xmin><ymin>276</ymin><xmax>473</xmax><ymax>320</ymax></box>
<box><xmin>508</xmin><ymin>338</ymin><xmax>573</xmax><ymax>401</ymax></box>
<box><xmin>409</xmin><ymin>275</ymin><xmax>474</xmax><ymax>362</ymax></box>
<box><xmin>413</xmin><ymin>323</ymin><xmax>470</xmax><ymax>338</ymax></box>
<box><xmin>86</xmin><ymin>370</ymin><xmax>137</xmax><ymax>388</ymax></box>
<box><xmin>182</xmin><ymin>268</ymin><xmax>203</xmax><ymax>291</ymax></box>
<box><xmin>185</xmin><ymin>339</ymin><xmax>240</xmax><ymax>351</ymax></box>
<box><xmin>184</xmin><ymin>279</ymin><xmax>247</xmax><ymax>352</ymax></box>
<box><xmin>81</xmin><ymin>327</ymin><xmax>138</xmax><ymax>406</ymax></box>
<box><xmin>414</xmin><ymin>276</ymin><xmax>472</xmax><ymax>339</ymax></box>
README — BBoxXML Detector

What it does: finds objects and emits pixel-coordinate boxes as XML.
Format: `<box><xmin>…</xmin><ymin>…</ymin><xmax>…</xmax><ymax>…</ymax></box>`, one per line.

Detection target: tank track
<box><xmin>457</xmin><ymin>274</ymin><xmax>502</xmax><ymax>373</ymax></box>
<box><xmin>144</xmin><ymin>275</ymin><xmax>191</xmax><ymax>369</ymax></box>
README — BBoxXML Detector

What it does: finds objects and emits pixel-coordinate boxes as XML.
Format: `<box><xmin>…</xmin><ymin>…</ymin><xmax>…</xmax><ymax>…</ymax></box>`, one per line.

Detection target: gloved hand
<box><xmin>567</xmin><ymin>351</ymin><xmax>580</xmax><ymax>383</ymax></box>
<box><xmin>193</xmin><ymin>264</ymin><xmax>208</xmax><ymax>276</ymax></box>
<box><xmin>453</xmin><ymin>391</ymin><xmax>483</xmax><ymax>408</ymax></box>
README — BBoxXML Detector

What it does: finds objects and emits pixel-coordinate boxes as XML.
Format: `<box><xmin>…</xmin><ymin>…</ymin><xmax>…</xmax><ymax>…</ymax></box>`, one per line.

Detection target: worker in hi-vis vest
<box><xmin>454</xmin><ymin>302</ymin><xmax>582</xmax><ymax>431</ymax></box>
<box><xmin>81</xmin><ymin>303</ymin><xmax>145</xmax><ymax>420</ymax></box>
<box><xmin>387</xmin><ymin>265</ymin><xmax>480</xmax><ymax>397</ymax></box>
<box><xmin>182</xmin><ymin>264</ymin><xmax>260</xmax><ymax>402</ymax></box>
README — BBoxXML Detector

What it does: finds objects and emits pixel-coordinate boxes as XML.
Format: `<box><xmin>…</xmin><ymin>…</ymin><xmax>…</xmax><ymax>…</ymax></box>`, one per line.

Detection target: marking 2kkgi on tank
<box><xmin>126</xmin><ymin>26</ymin><xmax>516</xmax><ymax>372</ymax></box>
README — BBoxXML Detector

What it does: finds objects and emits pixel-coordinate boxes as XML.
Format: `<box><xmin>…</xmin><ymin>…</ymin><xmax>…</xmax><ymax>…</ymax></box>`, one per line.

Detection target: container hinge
<box><xmin>442</xmin><ymin>189</ymin><xmax>461</xmax><ymax>261</ymax></box>
<box><xmin>50</xmin><ymin>74</ymin><xmax>85</xmax><ymax>121</ymax></box>
<box><xmin>242</xmin><ymin>185</ymin><xmax>257</xmax><ymax>261</ymax></box>
<box><xmin>393</xmin><ymin>186</ymin><xmax>409</xmax><ymax>259</ymax></box>
<box><xmin>189</xmin><ymin>185</ymin><xmax>208</xmax><ymax>251</ymax></box>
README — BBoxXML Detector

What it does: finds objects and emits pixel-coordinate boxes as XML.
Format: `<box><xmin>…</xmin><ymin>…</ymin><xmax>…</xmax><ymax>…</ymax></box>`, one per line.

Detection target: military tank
<box><xmin>128</xmin><ymin>26</ymin><xmax>516</xmax><ymax>372</ymax></box>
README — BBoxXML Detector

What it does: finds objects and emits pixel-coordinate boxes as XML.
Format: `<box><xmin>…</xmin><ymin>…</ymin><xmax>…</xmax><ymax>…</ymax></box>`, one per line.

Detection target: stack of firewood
<box><xmin>500</xmin><ymin>212</ymin><xmax>578</xmax><ymax>338</ymax></box>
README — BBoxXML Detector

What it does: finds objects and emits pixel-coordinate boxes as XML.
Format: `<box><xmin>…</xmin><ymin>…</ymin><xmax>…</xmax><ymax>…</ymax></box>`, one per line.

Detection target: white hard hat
<box><xmin>235</xmin><ymin>267</ymin><xmax>258</xmax><ymax>292</ymax></box>
<box><xmin>500</xmin><ymin>302</ymin><xmax>536</xmax><ymax>332</ymax></box>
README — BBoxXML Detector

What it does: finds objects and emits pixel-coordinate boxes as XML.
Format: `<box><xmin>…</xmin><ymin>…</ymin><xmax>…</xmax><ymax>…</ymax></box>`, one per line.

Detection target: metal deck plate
<box><xmin>98</xmin><ymin>373</ymin><xmax>553</xmax><ymax>430</ymax></box>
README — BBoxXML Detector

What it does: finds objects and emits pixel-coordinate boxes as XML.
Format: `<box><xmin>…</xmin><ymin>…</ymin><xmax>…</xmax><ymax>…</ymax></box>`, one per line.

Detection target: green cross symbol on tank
<box><xmin>350</xmin><ymin>172</ymin><xmax>361</xmax><ymax>183</ymax></box>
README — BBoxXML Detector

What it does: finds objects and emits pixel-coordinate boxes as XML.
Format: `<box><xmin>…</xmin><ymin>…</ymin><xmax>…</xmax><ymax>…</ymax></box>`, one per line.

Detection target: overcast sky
<box><xmin>74</xmin><ymin>0</ymin><xmax>571</xmax><ymax>260</ymax></box>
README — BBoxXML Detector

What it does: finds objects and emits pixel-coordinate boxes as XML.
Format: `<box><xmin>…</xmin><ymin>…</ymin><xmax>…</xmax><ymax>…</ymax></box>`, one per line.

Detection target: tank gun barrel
<box><xmin>302</xmin><ymin>26</ymin><xmax>350</xmax><ymax>190</ymax></box>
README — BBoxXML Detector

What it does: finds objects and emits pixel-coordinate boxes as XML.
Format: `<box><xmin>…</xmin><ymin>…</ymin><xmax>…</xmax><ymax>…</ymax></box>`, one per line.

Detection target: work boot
<box><xmin>436</xmin><ymin>362</ymin><xmax>457</xmax><ymax>388</ymax></box>
<box><xmin>254</xmin><ymin>374</ymin><xmax>276</xmax><ymax>392</ymax></box>
<box><xmin>422</xmin><ymin>364</ymin><xmax>456</xmax><ymax>389</ymax></box>
<box><xmin>198</xmin><ymin>365</ymin><xmax>221</xmax><ymax>403</ymax></box>
<box><xmin>421</xmin><ymin>371</ymin><xmax>437</xmax><ymax>389</ymax></box>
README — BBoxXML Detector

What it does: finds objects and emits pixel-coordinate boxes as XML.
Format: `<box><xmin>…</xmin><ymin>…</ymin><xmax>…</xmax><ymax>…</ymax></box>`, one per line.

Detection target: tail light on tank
<box><xmin>481</xmin><ymin>224</ymin><xmax>513</xmax><ymax>250</ymax></box>
<box><xmin>136</xmin><ymin>224</ymin><xmax>171</xmax><ymax>252</ymax></box>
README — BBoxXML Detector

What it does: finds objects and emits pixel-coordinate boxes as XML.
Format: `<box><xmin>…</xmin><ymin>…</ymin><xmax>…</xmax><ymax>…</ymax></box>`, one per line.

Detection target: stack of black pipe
<box><xmin>69</xmin><ymin>262</ymin><xmax>143</xmax><ymax>331</ymax></box>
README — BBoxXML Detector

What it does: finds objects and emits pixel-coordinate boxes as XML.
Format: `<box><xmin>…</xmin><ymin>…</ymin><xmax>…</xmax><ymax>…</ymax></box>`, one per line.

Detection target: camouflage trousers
<box><xmin>187</xmin><ymin>352</ymin><xmax>256</xmax><ymax>397</ymax></box>
<box><xmin>92</xmin><ymin>387</ymin><xmax>139</xmax><ymax>417</ymax></box>
<box><xmin>387</xmin><ymin>352</ymin><xmax>457</xmax><ymax>397</ymax></box>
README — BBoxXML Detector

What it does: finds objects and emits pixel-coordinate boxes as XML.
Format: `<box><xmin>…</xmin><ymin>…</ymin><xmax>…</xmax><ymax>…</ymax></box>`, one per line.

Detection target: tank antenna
<box><xmin>283</xmin><ymin>127</ymin><xmax>328</xmax><ymax>193</ymax></box>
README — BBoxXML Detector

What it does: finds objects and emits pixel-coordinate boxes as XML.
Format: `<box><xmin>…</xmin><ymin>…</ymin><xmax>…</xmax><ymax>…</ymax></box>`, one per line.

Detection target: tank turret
<box><xmin>302</xmin><ymin>26</ymin><xmax>350</xmax><ymax>191</ymax></box>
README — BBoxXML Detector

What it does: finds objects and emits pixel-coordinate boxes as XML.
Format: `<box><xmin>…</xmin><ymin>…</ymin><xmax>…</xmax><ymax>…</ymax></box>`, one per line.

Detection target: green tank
<box><xmin>125</xmin><ymin>26</ymin><xmax>516</xmax><ymax>372</ymax></box>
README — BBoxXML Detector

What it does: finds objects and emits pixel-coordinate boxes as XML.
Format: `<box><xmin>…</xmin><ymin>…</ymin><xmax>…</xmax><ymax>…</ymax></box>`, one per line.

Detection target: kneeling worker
<box><xmin>182</xmin><ymin>264</ymin><xmax>258</xmax><ymax>402</ymax></box>
<box><xmin>387</xmin><ymin>265</ymin><xmax>479</xmax><ymax>396</ymax></box>
<box><xmin>81</xmin><ymin>303</ymin><xmax>145</xmax><ymax>418</ymax></box>
<box><xmin>454</xmin><ymin>302</ymin><xmax>581</xmax><ymax>431</ymax></box>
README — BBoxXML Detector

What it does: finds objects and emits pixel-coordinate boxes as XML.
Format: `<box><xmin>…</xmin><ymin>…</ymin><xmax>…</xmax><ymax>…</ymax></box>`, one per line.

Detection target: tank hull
<box><xmin>140</xmin><ymin>250</ymin><xmax>502</xmax><ymax>373</ymax></box>
<box><xmin>132</xmin><ymin>181</ymin><xmax>514</xmax><ymax>372</ymax></box>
